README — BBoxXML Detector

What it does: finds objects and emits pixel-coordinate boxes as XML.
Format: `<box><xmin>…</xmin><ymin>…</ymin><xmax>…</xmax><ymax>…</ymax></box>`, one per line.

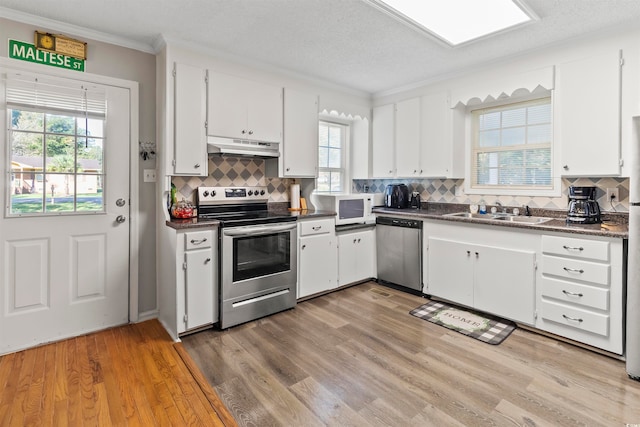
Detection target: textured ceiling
<box><xmin>2</xmin><ymin>0</ymin><xmax>640</xmax><ymax>95</ymax></box>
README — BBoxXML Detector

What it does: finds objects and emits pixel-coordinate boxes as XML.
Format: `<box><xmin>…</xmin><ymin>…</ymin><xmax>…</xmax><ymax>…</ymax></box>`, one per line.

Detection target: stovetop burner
<box><xmin>196</xmin><ymin>186</ymin><xmax>295</xmax><ymax>227</ymax></box>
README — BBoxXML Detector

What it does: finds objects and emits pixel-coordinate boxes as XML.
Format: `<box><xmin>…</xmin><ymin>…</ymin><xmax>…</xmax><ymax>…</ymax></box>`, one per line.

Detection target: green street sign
<box><xmin>8</xmin><ymin>39</ymin><xmax>85</xmax><ymax>72</ymax></box>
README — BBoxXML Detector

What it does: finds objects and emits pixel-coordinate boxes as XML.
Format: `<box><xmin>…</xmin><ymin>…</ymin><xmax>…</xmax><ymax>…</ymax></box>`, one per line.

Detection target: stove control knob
<box><xmin>248</xmin><ymin>190</ymin><xmax>253</xmax><ymax>196</ymax></box>
<box><xmin>211</xmin><ymin>190</ymin><xmax>216</xmax><ymax>197</ymax></box>
<box><xmin>260</xmin><ymin>190</ymin><xmax>265</xmax><ymax>195</ymax></box>
<box><xmin>203</xmin><ymin>190</ymin><xmax>209</xmax><ymax>197</ymax></box>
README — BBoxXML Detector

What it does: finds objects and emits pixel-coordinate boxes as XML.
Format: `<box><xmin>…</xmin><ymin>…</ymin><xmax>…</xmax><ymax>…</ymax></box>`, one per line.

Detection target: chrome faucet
<box><xmin>495</xmin><ymin>201</ymin><xmax>507</xmax><ymax>213</ymax></box>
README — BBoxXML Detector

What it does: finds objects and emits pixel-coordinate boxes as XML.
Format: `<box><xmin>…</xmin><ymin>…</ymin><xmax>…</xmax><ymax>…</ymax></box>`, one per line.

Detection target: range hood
<box><xmin>207</xmin><ymin>136</ymin><xmax>280</xmax><ymax>158</ymax></box>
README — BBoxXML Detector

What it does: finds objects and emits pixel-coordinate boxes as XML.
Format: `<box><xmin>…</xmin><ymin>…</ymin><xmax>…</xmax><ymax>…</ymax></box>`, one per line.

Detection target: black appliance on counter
<box><xmin>567</xmin><ymin>186</ymin><xmax>601</xmax><ymax>224</ymax></box>
<box><xmin>384</xmin><ymin>184</ymin><xmax>409</xmax><ymax>209</ymax></box>
<box><xmin>410</xmin><ymin>191</ymin><xmax>421</xmax><ymax>209</ymax></box>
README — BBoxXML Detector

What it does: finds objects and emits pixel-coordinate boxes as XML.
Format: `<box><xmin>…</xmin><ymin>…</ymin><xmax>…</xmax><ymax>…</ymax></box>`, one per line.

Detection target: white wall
<box><xmin>0</xmin><ymin>18</ymin><xmax>158</xmax><ymax>316</ymax></box>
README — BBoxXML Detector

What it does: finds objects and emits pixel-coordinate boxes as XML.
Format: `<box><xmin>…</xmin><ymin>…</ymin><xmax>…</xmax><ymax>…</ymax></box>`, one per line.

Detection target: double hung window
<box><xmin>317</xmin><ymin>121</ymin><xmax>346</xmax><ymax>193</ymax></box>
<box><xmin>471</xmin><ymin>97</ymin><xmax>552</xmax><ymax>192</ymax></box>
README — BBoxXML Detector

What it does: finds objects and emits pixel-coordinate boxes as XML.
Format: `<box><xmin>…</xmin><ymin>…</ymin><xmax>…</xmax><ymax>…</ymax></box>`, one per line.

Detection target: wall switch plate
<box><xmin>606</xmin><ymin>188</ymin><xmax>619</xmax><ymax>201</ymax></box>
<box><xmin>143</xmin><ymin>169</ymin><xmax>156</xmax><ymax>183</ymax></box>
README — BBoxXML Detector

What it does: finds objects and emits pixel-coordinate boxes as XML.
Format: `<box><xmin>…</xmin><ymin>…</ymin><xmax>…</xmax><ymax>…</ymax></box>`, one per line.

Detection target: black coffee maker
<box><xmin>567</xmin><ymin>186</ymin><xmax>601</xmax><ymax>224</ymax></box>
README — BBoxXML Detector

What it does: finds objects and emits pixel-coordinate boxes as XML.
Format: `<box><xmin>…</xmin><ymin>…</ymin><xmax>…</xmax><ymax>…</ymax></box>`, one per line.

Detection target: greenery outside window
<box><xmin>317</xmin><ymin>121</ymin><xmax>346</xmax><ymax>192</ymax></box>
<box><xmin>471</xmin><ymin>97</ymin><xmax>552</xmax><ymax>192</ymax></box>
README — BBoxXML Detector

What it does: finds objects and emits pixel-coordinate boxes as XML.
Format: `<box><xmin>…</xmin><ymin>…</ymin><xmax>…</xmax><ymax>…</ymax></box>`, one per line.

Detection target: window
<box><xmin>6</xmin><ymin>76</ymin><xmax>106</xmax><ymax>216</ymax></box>
<box><xmin>317</xmin><ymin>121</ymin><xmax>347</xmax><ymax>192</ymax></box>
<box><xmin>471</xmin><ymin>97</ymin><xmax>552</xmax><ymax>192</ymax></box>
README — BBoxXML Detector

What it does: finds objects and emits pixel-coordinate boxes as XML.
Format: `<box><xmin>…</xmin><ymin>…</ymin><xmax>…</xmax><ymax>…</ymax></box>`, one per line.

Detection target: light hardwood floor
<box><xmin>0</xmin><ymin>319</ymin><xmax>236</xmax><ymax>426</ymax></box>
<box><xmin>183</xmin><ymin>282</ymin><xmax>640</xmax><ymax>427</ymax></box>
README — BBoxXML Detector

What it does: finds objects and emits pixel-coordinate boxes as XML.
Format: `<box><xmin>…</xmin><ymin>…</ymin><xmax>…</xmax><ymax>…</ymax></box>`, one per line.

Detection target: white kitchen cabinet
<box><xmin>176</xmin><ymin>229</ymin><xmax>218</xmax><ymax>334</ymax></box>
<box><xmin>337</xmin><ymin>227</ymin><xmax>376</xmax><ymax>286</ymax></box>
<box><xmin>395</xmin><ymin>98</ymin><xmax>421</xmax><ymax>177</ymax></box>
<box><xmin>421</xmin><ymin>92</ymin><xmax>464</xmax><ymax>178</ymax></box>
<box><xmin>298</xmin><ymin>218</ymin><xmax>338</xmax><ymax>298</ymax></box>
<box><xmin>372</xmin><ymin>103</ymin><xmax>395</xmax><ymax>178</ymax></box>
<box><xmin>208</xmin><ymin>70</ymin><xmax>283</xmax><ymax>143</ymax></box>
<box><xmin>173</xmin><ymin>62</ymin><xmax>208</xmax><ymax>176</ymax></box>
<box><xmin>424</xmin><ymin>221</ymin><xmax>537</xmax><ymax>325</ymax></box>
<box><xmin>556</xmin><ymin>50</ymin><xmax>622</xmax><ymax>176</ymax></box>
<box><xmin>266</xmin><ymin>88</ymin><xmax>318</xmax><ymax>178</ymax></box>
<box><xmin>538</xmin><ymin>234</ymin><xmax>624</xmax><ymax>354</ymax></box>
<box><xmin>350</xmin><ymin>118</ymin><xmax>371</xmax><ymax>179</ymax></box>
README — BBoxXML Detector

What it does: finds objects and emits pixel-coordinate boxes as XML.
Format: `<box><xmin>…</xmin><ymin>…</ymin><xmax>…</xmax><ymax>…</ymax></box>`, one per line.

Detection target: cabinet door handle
<box><xmin>204</xmin><ymin>258</ymin><xmax>211</xmax><ymax>264</ymax></box>
<box><xmin>312</xmin><ymin>226</ymin><xmax>322</xmax><ymax>231</ymax></box>
<box><xmin>248</xmin><ymin>130</ymin><xmax>254</xmax><ymax>135</ymax></box>
<box><xmin>562</xmin><ymin>314</ymin><xmax>583</xmax><ymax>323</ymax></box>
<box><xmin>562</xmin><ymin>290</ymin><xmax>584</xmax><ymax>297</ymax></box>
<box><xmin>466</xmin><ymin>250</ymin><xmax>471</xmax><ymax>256</ymax></box>
<box><xmin>353</xmin><ymin>239</ymin><xmax>357</xmax><ymax>244</ymax></box>
<box><xmin>194</xmin><ymin>163</ymin><xmax>200</xmax><ymax>169</ymax></box>
<box><xmin>475</xmin><ymin>252</ymin><xmax>479</xmax><ymax>258</ymax></box>
<box><xmin>357</xmin><ymin>238</ymin><xmax>361</xmax><ymax>243</ymax></box>
<box><xmin>301</xmin><ymin>244</ymin><xmax>306</xmax><ymax>250</ymax></box>
<box><xmin>241</xmin><ymin>129</ymin><xmax>247</xmax><ymax>134</ymax></box>
<box><xmin>563</xmin><ymin>245</ymin><xmax>584</xmax><ymax>251</ymax></box>
<box><xmin>563</xmin><ymin>267</ymin><xmax>584</xmax><ymax>274</ymax></box>
<box><xmin>190</xmin><ymin>238</ymin><xmax>207</xmax><ymax>245</ymax></box>
<box><xmin>563</xmin><ymin>165</ymin><xmax>569</xmax><ymax>170</ymax></box>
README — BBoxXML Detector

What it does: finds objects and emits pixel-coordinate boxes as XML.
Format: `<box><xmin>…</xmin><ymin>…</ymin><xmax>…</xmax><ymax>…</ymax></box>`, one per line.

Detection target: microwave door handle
<box><xmin>223</xmin><ymin>223</ymin><xmax>296</xmax><ymax>237</ymax></box>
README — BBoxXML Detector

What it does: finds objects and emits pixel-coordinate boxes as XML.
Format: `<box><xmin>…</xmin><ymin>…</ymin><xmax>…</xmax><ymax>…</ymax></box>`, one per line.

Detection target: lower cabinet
<box><xmin>424</xmin><ymin>221</ymin><xmax>537</xmax><ymax>325</ymax></box>
<box><xmin>538</xmin><ymin>234</ymin><xmax>624</xmax><ymax>354</ymax></box>
<box><xmin>177</xmin><ymin>229</ymin><xmax>218</xmax><ymax>333</ymax></box>
<box><xmin>337</xmin><ymin>227</ymin><xmax>376</xmax><ymax>286</ymax></box>
<box><xmin>298</xmin><ymin>218</ymin><xmax>338</xmax><ymax>298</ymax></box>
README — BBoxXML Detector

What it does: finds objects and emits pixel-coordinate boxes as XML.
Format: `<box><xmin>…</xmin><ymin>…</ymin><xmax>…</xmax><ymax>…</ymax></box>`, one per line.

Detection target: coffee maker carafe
<box><xmin>567</xmin><ymin>186</ymin><xmax>601</xmax><ymax>224</ymax></box>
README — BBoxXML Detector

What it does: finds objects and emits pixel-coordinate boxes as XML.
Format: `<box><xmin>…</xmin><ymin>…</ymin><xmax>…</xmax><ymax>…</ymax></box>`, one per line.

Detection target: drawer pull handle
<box><xmin>562</xmin><ymin>290</ymin><xmax>584</xmax><ymax>297</ymax></box>
<box><xmin>562</xmin><ymin>245</ymin><xmax>584</xmax><ymax>251</ymax></box>
<box><xmin>190</xmin><ymin>238</ymin><xmax>207</xmax><ymax>245</ymax></box>
<box><xmin>312</xmin><ymin>226</ymin><xmax>322</xmax><ymax>231</ymax></box>
<box><xmin>562</xmin><ymin>314</ymin><xmax>584</xmax><ymax>323</ymax></box>
<box><xmin>563</xmin><ymin>267</ymin><xmax>584</xmax><ymax>274</ymax></box>
<box><xmin>204</xmin><ymin>258</ymin><xmax>211</xmax><ymax>264</ymax></box>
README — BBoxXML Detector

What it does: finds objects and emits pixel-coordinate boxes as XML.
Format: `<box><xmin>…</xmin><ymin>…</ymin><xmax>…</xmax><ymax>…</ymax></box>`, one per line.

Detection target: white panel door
<box><xmin>0</xmin><ymin>79</ymin><xmax>131</xmax><ymax>354</ymax></box>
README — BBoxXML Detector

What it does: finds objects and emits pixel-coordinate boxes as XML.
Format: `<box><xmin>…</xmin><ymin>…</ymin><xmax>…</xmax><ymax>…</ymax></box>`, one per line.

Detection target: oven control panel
<box><xmin>197</xmin><ymin>186</ymin><xmax>269</xmax><ymax>205</ymax></box>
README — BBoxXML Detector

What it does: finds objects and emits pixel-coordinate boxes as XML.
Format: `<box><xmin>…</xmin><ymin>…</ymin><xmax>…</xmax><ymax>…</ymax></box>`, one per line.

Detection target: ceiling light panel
<box><xmin>368</xmin><ymin>0</ymin><xmax>537</xmax><ymax>46</ymax></box>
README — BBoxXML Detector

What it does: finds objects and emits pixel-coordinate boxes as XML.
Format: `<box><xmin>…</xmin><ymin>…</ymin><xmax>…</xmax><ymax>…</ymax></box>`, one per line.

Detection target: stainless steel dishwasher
<box><xmin>375</xmin><ymin>216</ymin><xmax>423</xmax><ymax>293</ymax></box>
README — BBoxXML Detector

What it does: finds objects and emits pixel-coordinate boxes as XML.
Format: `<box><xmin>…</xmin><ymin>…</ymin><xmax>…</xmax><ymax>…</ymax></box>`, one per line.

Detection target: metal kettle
<box><xmin>410</xmin><ymin>192</ymin><xmax>421</xmax><ymax>209</ymax></box>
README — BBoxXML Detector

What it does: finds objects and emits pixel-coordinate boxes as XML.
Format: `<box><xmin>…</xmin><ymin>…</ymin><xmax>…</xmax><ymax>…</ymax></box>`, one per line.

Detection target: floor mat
<box><xmin>410</xmin><ymin>300</ymin><xmax>516</xmax><ymax>345</ymax></box>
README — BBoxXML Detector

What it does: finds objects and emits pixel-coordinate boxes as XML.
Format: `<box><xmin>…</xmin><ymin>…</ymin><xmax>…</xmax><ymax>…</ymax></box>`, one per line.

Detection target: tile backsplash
<box><xmin>171</xmin><ymin>156</ymin><xmax>294</xmax><ymax>203</ymax></box>
<box><xmin>172</xmin><ymin>156</ymin><xmax>629</xmax><ymax>214</ymax></box>
<box><xmin>353</xmin><ymin>177</ymin><xmax>629</xmax><ymax>212</ymax></box>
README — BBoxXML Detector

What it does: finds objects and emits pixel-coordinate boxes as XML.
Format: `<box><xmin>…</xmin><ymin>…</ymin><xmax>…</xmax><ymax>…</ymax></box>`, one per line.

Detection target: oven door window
<box><xmin>233</xmin><ymin>231</ymin><xmax>291</xmax><ymax>282</ymax></box>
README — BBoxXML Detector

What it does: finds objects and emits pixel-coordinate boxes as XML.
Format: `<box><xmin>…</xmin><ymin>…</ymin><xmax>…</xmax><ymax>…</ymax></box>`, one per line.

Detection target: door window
<box><xmin>233</xmin><ymin>232</ymin><xmax>291</xmax><ymax>282</ymax></box>
<box><xmin>6</xmin><ymin>76</ymin><xmax>106</xmax><ymax>216</ymax></box>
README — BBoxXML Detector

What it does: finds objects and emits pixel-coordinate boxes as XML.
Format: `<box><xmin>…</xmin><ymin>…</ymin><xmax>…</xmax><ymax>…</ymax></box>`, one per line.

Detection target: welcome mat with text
<box><xmin>410</xmin><ymin>301</ymin><xmax>516</xmax><ymax>345</ymax></box>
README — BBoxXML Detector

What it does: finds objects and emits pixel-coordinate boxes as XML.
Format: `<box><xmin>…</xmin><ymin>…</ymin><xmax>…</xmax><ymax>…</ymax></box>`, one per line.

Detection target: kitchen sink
<box><xmin>444</xmin><ymin>212</ymin><xmax>554</xmax><ymax>224</ymax></box>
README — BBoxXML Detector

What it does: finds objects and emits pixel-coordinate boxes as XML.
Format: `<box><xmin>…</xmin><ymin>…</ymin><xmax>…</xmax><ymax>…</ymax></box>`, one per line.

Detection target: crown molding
<box><xmin>0</xmin><ymin>7</ymin><xmax>155</xmax><ymax>54</ymax></box>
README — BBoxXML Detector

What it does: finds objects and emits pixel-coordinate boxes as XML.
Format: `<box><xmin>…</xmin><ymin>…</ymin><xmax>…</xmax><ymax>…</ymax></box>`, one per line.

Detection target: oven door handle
<box><xmin>223</xmin><ymin>223</ymin><xmax>297</xmax><ymax>237</ymax></box>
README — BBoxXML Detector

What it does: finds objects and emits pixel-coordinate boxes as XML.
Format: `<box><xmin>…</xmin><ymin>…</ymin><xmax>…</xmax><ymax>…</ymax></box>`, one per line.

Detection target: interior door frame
<box><xmin>0</xmin><ymin>57</ymin><xmax>141</xmax><ymax>323</ymax></box>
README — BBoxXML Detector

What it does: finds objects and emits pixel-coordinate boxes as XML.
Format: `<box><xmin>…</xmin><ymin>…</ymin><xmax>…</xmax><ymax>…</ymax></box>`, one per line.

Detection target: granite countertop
<box><xmin>373</xmin><ymin>203</ymin><xmax>629</xmax><ymax>239</ymax></box>
<box><xmin>165</xmin><ymin>209</ymin><xmax>336</xmax><ymax>230</ymax></box>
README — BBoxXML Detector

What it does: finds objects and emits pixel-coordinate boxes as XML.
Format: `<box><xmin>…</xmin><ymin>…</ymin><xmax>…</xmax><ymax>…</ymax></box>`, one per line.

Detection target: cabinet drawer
<box><xmin>541</xmin><ymin>235</ymin><xmax>609</xmax><ymax>262</ymax></box>
<box><xmin>184</xmin><ymin>230</ymin><xmax>213</xmax><ymax>250</ymax></box>
<box><xmin>539</xmin><ymin>277</ymin><xmax>609</xmax><ymax>311</ymax></box>
<box><xmin>541</xmin><ymin>255</ymin><xmax>610</xmax><ymax>286</ymax></box>
<box><xmin>299</xmin><ymin>218</ymin><xmax>334</xmax><ymax>236</ymax></box>
<box><xmin>540</xmin><ymin>300</ymin><xmax>609</xmax><ymax>337</ymax></box>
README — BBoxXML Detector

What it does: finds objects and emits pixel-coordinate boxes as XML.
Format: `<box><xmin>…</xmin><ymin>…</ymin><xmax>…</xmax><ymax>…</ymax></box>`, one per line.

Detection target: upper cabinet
<box><xmin>173</xmin><ymin>62</ymin><xmax>208</xmax><ymax>176</ymax></box>
<box><xmin>372</xmin><ymin>103</ymin><xmax>396</xmax><ymax>178</ymax></box>
<box><xmin>208</xmin><ymin>70</ymin><xmax>283</xmax><ymax>143</ymax></box>
<box><xmin>372</xmin><ymin>93</ymin><xmax>463</xmax><ymax>179</ymax></box>
<box><xmin>266</xmin><ymin>88</ymin><xmax>319</xmax><ymax>178</ymax></box>
<box><xmin>556</xmin><ymin>50</ymin><xmax>622</xmax><ymax>176</ymax></box>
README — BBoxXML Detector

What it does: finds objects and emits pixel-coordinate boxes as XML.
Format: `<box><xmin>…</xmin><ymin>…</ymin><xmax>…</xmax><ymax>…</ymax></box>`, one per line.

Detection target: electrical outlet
<box><xmin>606</xmin><ymin>188</ymin><xmax>619</xmax><ymax>201</ymax></box>
<box><xmin>143</xmin><ymin>169</ymin><xmax>156</xmax><ymax>183</ymax></box>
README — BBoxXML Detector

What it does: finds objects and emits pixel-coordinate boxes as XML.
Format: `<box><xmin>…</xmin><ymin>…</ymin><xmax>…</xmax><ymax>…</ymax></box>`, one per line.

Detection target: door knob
<box><xmin>116</xmin><ymin>198</ymin><xmax>126</xmax><ymax>207</ymax></box>
<box><xmin>116</xmin><ymin>215</ymin><xmax>126</xmax><ymax>224</ymax></box>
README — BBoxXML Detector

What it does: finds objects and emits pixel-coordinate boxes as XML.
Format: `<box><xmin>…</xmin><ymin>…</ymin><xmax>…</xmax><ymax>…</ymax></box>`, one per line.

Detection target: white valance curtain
<box><xmin>450</xmin><ymin>66</ymin><xmax>555</xmax><ymax>108</ymax></box>
<box><xmin>319</xmin><ymin>97</ymin><xmax>371</xmax><ymax>121</ymax></box>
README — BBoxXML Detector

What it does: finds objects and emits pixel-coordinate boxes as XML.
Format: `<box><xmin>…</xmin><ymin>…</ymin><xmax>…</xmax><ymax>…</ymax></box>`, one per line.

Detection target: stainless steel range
<box><xmin>197</xmin><ymin>186</ymin><xmax>297</xmax><ymax>328</ymax></box>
